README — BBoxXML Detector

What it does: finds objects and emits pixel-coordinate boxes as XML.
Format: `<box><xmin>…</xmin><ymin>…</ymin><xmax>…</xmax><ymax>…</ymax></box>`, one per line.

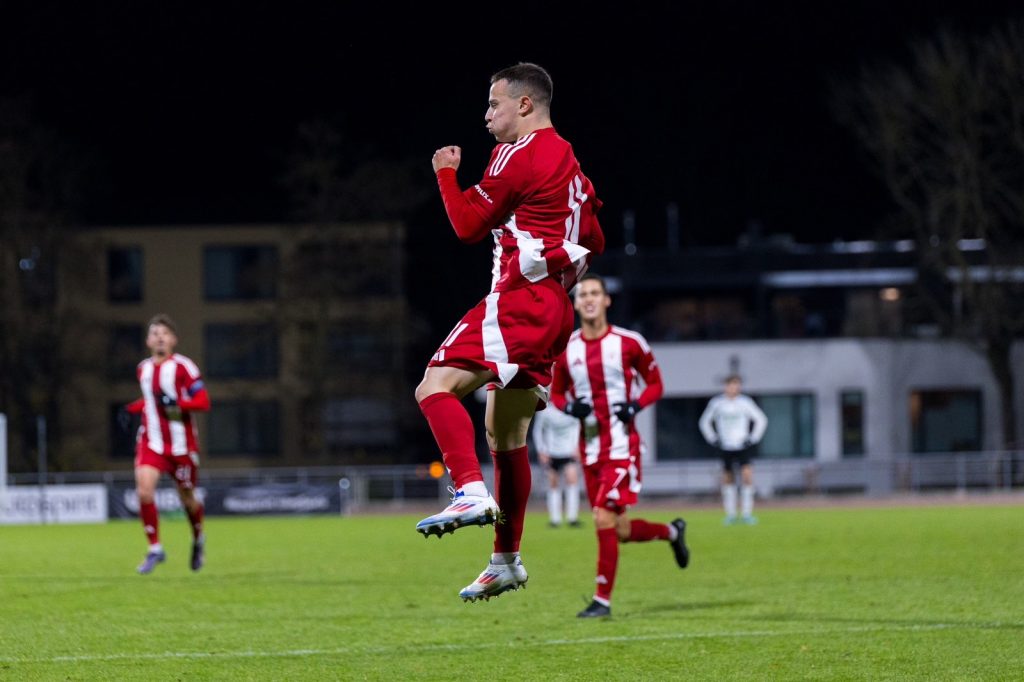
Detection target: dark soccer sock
<box><xmin>492</xmin><ymin>446</ymin><xmax>531</xmax><ymax>553</ymax></box>
<box><xmin>140</xmin><ymin>501</ymin><xmax>160</xmax><ymax>546</ymax></box>
<box><xmin>626</xmin><ymin>519</ymin><xmax>671</xmax><ymax>543</ymax></box>
<box><xmin>186</xmin><ymin>502</ymin><xmax>204</xmax><ymax>540</ymax></box>
<box><xmin>595</xmin><ymin>527</ymin><xmax>619</xmax><ymax>604</ymax></box>
<box><xmin>419</xmin><ymin>392</ymin><xmax>483</xmax><ymax>489</ymax></box>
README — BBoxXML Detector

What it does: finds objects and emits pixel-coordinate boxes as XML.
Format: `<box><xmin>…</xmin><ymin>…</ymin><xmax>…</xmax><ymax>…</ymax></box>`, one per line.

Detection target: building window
<box><xmin>657</xmin><ymin>393</ymin><xmax>814</xmax><ymax>461</ymax></box>
<box><xmin>655</xmin><ymin>397</ymin><xmax>723</xmax><ymax>460</ymax></box>
<box><xmin>203</xmin><ymin>245</ymin><xmax>277</xmax><ymax>300</ymax></box>
<box><xmin>207</xmin><ymin>401</ymin><xmax>280</xmax><ymax>456</ymax></box>
<box><xmin>301</xmin><ymin>393</ymin><xmax>397</xmax><ymax>450</ymax></box>
<box><xmin>108</xmin><ymin>324</ymin><xmax>145</xmax><ymax>379</ymax></box>
<box><xmin>840</xmin><ymin>390</ymin><xmax>865</xmax><ymax>457</ymax></box>
<box><xmin>326</xmin><ymin>324</ymin><xmax>398</xmax><ymax>372</ymax></box>
<box><xmin>756</xmin><ymin>393</ymin><xmax>815</xmax><ymax>459</ymax></box>
<box><xmin>204</xmin><ymin>323</ymin><xmax>279</xmax><ymax>378</ymax></box>
<box><xmin>109</xmin><ymin>402</ymin><xmax>138</xmax><ymax>459</ymax></box>
<box><xmin>910</xmin><ymin>389</ymin><xmax>982</xmax><ymax>453</ymax></box>
<box><xmin>108</xmin><ymin>247</ymin><xmax>143</xmax><ymax>302</ymax></box>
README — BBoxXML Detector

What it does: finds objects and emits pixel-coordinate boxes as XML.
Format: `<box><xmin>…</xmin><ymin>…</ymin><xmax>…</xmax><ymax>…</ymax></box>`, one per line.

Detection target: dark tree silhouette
<box><xmin>833</xmin><ymin>20</ymin><xmax>1024</xmax><ymax>452</ymax></box>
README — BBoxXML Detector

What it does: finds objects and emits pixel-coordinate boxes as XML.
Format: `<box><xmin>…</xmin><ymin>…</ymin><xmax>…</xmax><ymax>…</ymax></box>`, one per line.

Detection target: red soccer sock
<box><xmin>419</xmin><ymin>392</ymin><xmax>483</xmax><ymax>489</ymax></box>
<box><xmin>626</xmin><ymin>519</ymin><xmax>671</xmax><ymax>543</ymax></box>
<box><xmin>492</xmin><ymin>446</ymin><xmax>531</xmax><ymax>553</ymax></box>
<box><xmin>186</xmin><ymin>502</ymin><xmax>205</xmax><ymax>540</ymax></box>
<box><xmin>139</xmin><ymin>501</ymin><xmax>160</xmax><ymax>545</ymax></box>
<box><xmin>595</xmin><ymin>527</ymin><xmax>619</xmax><ymax>603</ymax></box>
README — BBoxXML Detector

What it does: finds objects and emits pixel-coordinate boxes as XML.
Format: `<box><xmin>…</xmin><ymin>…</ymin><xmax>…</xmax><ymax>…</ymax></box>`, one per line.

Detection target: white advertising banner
<box><xmin>0</xmin><ymin>485</ymin><xmax>108</xmax><ymax>525</ymax></box>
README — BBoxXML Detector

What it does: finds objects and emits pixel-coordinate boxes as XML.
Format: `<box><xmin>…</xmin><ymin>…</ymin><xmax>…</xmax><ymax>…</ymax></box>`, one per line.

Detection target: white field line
<box><xmin>1</xmin><ymin>621</ymin><xmax>1019</xmax><ymax>665</ymax></box>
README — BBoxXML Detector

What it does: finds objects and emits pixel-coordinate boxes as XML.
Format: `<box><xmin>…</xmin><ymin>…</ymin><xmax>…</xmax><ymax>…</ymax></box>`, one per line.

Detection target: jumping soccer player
<box><xmin>415</xmin><ymin>61</ymin><xmax>605</xmax><ymax>602</ymax></box>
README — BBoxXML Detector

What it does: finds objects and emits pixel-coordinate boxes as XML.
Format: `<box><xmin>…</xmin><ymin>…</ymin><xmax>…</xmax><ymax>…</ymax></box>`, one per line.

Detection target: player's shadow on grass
<box><xmin>635</xmin><ymin>599</ymin><xmax>755</xmax><ymax>615</ymax></box>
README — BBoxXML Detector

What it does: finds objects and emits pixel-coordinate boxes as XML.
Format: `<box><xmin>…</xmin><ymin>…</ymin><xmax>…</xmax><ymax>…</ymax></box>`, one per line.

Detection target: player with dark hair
<box><xmin>415</xmin><ymin>62</ymin><xmax>605</xmax><ymax>602</ymax></box>
<box><xmin>551</xmin><ymin>274</ymin><xmax>689</xmax><ymax>618</ymax></box>
<box><xmin>121</xmin><ymin>314</ymin><xmax>210</xmax><ymax>574</ymax></box>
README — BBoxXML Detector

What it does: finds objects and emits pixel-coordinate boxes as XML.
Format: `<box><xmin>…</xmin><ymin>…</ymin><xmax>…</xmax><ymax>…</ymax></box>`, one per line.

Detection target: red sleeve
<box><xmin>634</xmin><ymin>349</ymin><xmax>664</xmax><ymax>409</ymax></box>
<box><xmin>178</xmin><ymin>387</ymin><xmax>210</xmax><ymax>412</ymax></box>
<box><xmin>549</xmin><ymin>353</ymin><xmax>572</xmax><ymax>411</ymax></box>
<box><xmin>124</xmin><ymin>398</ymin><xmax>144</xmax><ymax>414</ymax></box>
<box><xmin>177</xmin><ymin>364</ymin><xmax>211</xmax><ymax>412</ymax></box>
<box><xmin>436</xmin><ymin>169</ymin><xmax>494</xmax><ymax>243</ymax></box>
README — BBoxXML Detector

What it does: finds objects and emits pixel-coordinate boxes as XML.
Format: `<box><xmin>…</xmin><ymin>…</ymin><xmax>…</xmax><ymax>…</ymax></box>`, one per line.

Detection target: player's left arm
<box><xmin>613</xmin><ymin>348</ymin><xmax>664</xmax><ymax>423</ymax></box>
<box><xmin>746</xmin><ymin>397</ymin><xmax>768</xmax><ymax>444</ymax></box>
<box><xmin>173</xmin><ymin>363</ymin><xmax>211</xmax><ymax>412</ymax></box>
<box><xmin>633</xmin><ymin>352</ymin><xmax>664</xmax><ymax>409</ymax></box>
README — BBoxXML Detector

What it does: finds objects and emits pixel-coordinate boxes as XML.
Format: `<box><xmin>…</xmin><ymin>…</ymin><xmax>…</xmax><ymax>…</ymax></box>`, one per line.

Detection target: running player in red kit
<box><xmin>121</xmin><ymin>314</ymin><xmax>210</xmax><ymax>574</ymax></box>
<box><xmin>550</xmin><ymin>274</ymin><xmax>690</xmax><ymax>618</ymax></box>
<box><xmin>415</xmin><ymin>62</ymin><xmax>605</xmax><ymax>602</ymax></box>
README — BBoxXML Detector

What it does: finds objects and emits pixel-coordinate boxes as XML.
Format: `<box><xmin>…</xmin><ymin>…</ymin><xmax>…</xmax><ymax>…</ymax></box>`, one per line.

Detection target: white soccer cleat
<box><xmin>459</xmin><ymin>557</ymin><xmax>528</xmax><ymax>602</ymax></box>
<box><xmin>415</xmin><ymin>489</ymin><xmax>501</xmax><ymax>538</ymax></box>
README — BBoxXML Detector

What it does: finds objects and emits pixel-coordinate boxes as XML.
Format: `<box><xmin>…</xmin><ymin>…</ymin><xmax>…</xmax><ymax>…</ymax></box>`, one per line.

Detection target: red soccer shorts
<box><xmin>135</xmin><ymin>443</ymin><xmax>200</xmax><ymax>490</ymax></box>
<box><xmin>428</xmin><ymin>277</ymin><xmax>574</xmax><ymax>394</ymax></box>
<box><xmin>584</xmin><ymin>458</ymin><xmax>642</xmax><ymax>513</ymax></box>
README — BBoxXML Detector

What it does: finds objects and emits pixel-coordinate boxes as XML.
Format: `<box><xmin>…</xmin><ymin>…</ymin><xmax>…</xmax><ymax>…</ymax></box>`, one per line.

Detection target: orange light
<box><xmin>429</xmin><ymin>461</ymin><xmax>446</xmax><ymax>479</ymax></box>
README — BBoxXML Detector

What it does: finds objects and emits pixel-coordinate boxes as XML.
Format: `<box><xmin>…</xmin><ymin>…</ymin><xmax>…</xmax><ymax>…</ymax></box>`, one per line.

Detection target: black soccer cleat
<box><xmin>670</xmin><ymin>518</ymin><xmax>690</xmax><ymax>569</ymax></box>
<box><xmin>577</xmin><ymin>600</ymin><xmax>611</xmax><ymax>618</ymax></box>
<box><xmin>190</xmin><ymin>535</ymin><xmax>205</xmax><ymax>572</ymax></box>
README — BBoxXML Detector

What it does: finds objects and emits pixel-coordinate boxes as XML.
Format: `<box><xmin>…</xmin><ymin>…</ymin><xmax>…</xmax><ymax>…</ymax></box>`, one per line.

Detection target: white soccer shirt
<box><xmin>532</xmin><ymin>402</ymin><xmax>582</xmax><ymax>459</ymax></box>
<box><xmin>698</xmin><ymin>394</ymin><xmax>768</xmax><ymax>451</ymax></box>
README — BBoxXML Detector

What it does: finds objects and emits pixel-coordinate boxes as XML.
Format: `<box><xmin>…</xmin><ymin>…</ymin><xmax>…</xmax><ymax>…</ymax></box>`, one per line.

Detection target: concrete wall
<box><xmin>640</xmin><ymin>338</ymin><xmax>1023</xmax><ymax>464</ymax></box>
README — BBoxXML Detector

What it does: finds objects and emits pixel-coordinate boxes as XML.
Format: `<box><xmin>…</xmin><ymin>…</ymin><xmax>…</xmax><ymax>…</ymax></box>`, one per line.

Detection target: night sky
<box><xmin>3</xmin><ymin>1</ymin><xmax>1021</xmax><ymax>246</ymax></box>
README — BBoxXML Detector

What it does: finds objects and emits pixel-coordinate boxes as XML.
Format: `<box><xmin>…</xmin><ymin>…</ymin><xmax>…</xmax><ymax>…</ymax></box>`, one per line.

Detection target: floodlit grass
<box><xmin>1</xmin><ymin>503</ymin><xmax>1022</xmax><ymax>680</ymax></box>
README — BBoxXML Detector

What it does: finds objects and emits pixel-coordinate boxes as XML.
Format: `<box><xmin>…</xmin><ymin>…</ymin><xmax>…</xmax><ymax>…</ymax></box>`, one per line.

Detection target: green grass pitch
<box><xmin>1</xmin><ymin>503</ymin><xmax>1022</xmax><ymax>680</ymax></box>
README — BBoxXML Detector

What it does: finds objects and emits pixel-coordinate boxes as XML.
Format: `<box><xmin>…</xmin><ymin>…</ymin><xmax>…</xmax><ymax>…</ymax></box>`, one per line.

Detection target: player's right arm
<box><xmin>698</xmin><ymin>398</ymin><xmax>719</xmax><ymax>446</ymax></box>
<box><xmin>433</xmin><ymin>145</ymin><xmax>519</xmax><ymax>244</ymax></box>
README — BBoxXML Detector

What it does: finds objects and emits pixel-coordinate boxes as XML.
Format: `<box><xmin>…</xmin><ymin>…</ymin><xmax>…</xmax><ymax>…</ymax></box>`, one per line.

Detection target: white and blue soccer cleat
<box><xmin>459</xmin><ymin>556</ymin><xmax>528</xmax><ymax>602</ymax></box>
<box><xmin>415</xmin><ymin>488</ymin><xmax>501</xmax><ymax>538</ymax></box>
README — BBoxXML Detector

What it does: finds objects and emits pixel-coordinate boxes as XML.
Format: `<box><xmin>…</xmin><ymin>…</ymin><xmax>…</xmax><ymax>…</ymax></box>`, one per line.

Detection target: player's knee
<box><xmin>414</xmin><ymin>380</ymin><xmax>432</xmax><ymax>404</ymax></box>
<box><xmin>136</xmin><ymin>489</ymin><xmax>155</xmax><ymax>504</ymax></box>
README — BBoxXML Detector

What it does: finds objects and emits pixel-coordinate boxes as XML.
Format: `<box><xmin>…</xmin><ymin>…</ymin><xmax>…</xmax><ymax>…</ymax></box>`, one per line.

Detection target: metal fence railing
<box><xmin>5</xmin><ymin>451</ymin><xmax>1022</xmax><ymax>513</ymax></box>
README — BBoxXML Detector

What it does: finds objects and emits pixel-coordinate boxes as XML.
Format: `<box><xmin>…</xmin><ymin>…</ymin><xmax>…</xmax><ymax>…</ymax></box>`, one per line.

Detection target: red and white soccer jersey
<box><xmin>430</xmin><ymin>127</ymin><xmax>605</xmax><ymax>392</ymax></box>
<box><xmin>437</xmin><ymin>127</ymin><xmax>605</xmax><ymax>294</ymax></box>
<box><xmin>135</xmin><ymin>354</ymin><xmax>207</xmax><ymax>457</ymax></box>
<box><xmin>550</xmin><ymin>326</ymin><xmax>664</xmax><ymax>467</ymax></box>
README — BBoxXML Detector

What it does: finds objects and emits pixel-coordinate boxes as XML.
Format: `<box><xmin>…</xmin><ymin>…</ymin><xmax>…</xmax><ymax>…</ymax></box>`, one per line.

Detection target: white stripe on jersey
<box><xmin>159</xmin><ymin>359</ymin><xmax>188</xmax><ymax>455</ymax></box>
<box><xmin>483</xmin><ymin>292</ymin><xmax>518</xmax><ymax>387</ymax></box>
<box><xmin>564</xmin><ymin>175</ymin><xmax>587</xmax><ymax>242</ymax></box>
<box><xmin>510</xmin><ymin>222</ymin><xmax>548</xmax><ymax>283</ymax></box>
<box><xmin>611</xmin><ymin>325</ymin><xmax>652</xmax><ymax>353</ymax></box>
<box><xmin>489</xmin><ymin>134</ymin><xmax>535</xmax><ymax>176</ymax></box>
<box><xmin>140</xmin><ymin>360</ymin><xmax>164</xmax><ymax>454</ymax></box>
<box><xmin>599</xmin><ymin>334</ymin><xmax>631</xmax><ymax>461</ymax></box>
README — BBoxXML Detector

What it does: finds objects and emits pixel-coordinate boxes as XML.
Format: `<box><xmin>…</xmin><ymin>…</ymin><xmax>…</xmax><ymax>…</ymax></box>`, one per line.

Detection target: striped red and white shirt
<box><xmin>550</xmin><ymin>326</ymin><xmax>664</xmax><ymax>466</ymax></box>
<box><xmin>435</xmin><ymin>127</ymin><xmax>605</xmax><ymax>293</ymax></box>
<box><xmin>132</xmin><ymin>354</ymin><xmax>208</xmax><ymax>456</ymax></box>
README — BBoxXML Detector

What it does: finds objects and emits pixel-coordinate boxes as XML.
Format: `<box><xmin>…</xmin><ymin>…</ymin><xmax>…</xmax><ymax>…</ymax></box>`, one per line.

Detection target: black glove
<box><xmin>117</xmin><ymin>407</ymin><xmax>132</xmax><ymax>432</ymax></box>
<box><xmin>613</xmin><ymin>401</ymin><xmax>641</xmax><ymax>424</ymax></box>
<box><xmin>563</xmin><ymin>401</ymin><xmax>592</xmax><ymax>419</ymax></box>
<box><xmin>742</xmin><ymin>438</ymin><xmax>754</xmax><ymax>449</ymax></box>
<box><xmin>159</xmin><ymin>394</ymin><xmax>178</xmax><ymax>408</ymax></box>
